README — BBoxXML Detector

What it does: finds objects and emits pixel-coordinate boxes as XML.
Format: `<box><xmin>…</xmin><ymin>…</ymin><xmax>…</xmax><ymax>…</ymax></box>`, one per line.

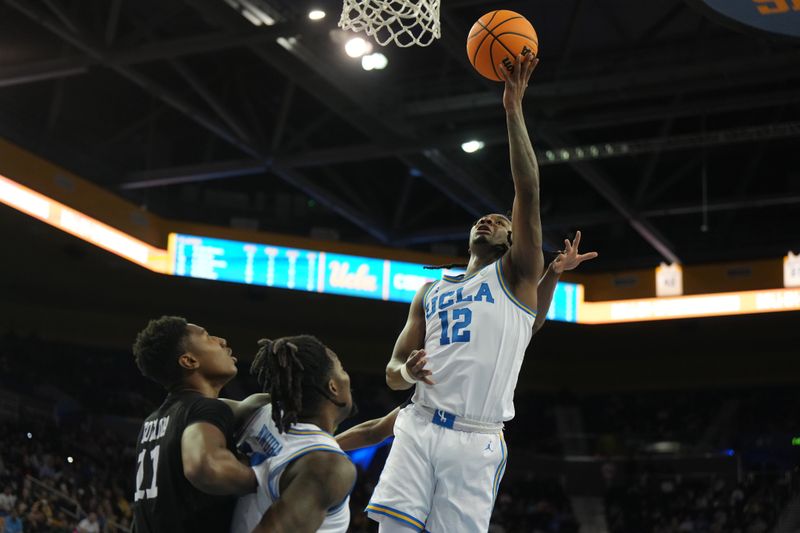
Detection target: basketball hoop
<box><xmin>338</xmin><ymin>0</ymin><xmax>441</xmax><ymax>48</ymax></box>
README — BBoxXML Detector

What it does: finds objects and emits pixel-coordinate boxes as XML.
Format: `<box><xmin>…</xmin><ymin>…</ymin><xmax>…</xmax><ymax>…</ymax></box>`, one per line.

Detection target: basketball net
<box><xmin>338</xmin><ymin>0</ymin><xmax>441</xmax><ymax>48</ymax></box>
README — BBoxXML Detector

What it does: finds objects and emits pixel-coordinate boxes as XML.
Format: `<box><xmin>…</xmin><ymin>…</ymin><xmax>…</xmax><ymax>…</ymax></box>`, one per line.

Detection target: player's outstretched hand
<box><xmin>499</xmin><ymin>53</ymin><xmax>538</xmax><ymax>113</ymax></box>
<box><xmin>552</xmin><ymin>230</ymin><xmax>598</xmax><ymax>274</ymax></box>
<box><xmin>405</xmin><ymin>349</ymin><xmax>435</xmax><ymax>385</ymax></box>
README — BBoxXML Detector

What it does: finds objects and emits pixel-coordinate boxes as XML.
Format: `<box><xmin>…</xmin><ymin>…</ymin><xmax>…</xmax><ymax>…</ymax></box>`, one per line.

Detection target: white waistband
<box><xmin>413</xmin><ymin>404</ymin><xmax>504</xmax><ymax>433</ymax></box>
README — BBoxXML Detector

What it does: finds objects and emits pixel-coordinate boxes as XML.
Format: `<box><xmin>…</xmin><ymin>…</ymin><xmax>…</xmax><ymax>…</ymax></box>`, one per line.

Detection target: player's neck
<box><xmin>174</xmin><ymin>376</ymin><xmax>225</xmax><ymax>398</ymax></box>
<box><xmin>465</xmin><ymin>252</ymin><xmax>497</xmax><ymax>276</ymax></box>
<box><xmin>298</xmin><ymin>411</ymin><xmax>337</xmax><ymax>435</ymax></box>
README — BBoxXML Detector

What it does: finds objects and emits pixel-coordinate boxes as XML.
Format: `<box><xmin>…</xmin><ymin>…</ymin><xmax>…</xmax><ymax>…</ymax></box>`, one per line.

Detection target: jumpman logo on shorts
<box><xmin>485</xmin><ymin>441</ymin><xmax>493</xmax><ymax>452</ymax></box>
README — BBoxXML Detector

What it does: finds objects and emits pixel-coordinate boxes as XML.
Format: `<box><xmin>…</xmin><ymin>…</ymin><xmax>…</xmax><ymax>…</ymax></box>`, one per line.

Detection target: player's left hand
<box><xmin>551</xmin><ymin>230</ymin><xmax>598</xmax><ymax>274</ymax></box>
<box><xmin>499</xmin><ymin>53</ymin><xmax>538</xmax><ymax>112</ymax></box>
<box><xmin>405</xmin><ymin>349</ymin><xmax>435</xmax><ymax>385</ymax></box>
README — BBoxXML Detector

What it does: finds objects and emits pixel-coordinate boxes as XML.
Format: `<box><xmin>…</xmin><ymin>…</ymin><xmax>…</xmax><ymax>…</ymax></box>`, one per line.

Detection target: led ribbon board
<box><xmin>579</xmin><ymin>287</ymin><xmax>800</xmax><ymax>323</ymax></box>
<box><xmin>2</xmin><ymin>173</ymin><xmax>796</xmax><ymax>324</ymax></box>
<box><xmin>168</xmin><ymin>233</ymin><xmax>581</xmax><ymax>321</ymax></box>
<box><xmin>0</xmin><ymin>174</ymin><xmax>168</xmax><ymax>273</ymax></box>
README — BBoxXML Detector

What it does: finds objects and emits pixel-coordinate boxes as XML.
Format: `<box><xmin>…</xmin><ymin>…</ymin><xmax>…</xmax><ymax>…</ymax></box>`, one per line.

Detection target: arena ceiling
<box><xmin>0</xmin><ymin>0</ymin><xmax>798</xmax><ymax>270</ymax></box>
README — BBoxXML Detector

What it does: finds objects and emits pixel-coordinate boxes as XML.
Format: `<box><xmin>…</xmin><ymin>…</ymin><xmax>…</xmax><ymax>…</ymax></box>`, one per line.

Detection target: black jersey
<box><xmin>132</xmin><ymin>391</ymin><xmax>236</xmax><ymax>533</ymax></box>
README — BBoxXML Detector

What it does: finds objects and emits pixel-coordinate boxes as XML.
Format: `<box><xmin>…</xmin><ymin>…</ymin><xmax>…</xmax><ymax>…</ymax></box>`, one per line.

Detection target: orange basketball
<box><xmin>466</xmin><ymin>10</ymin><xmax>539</xmax><ymax>82</ymax></box>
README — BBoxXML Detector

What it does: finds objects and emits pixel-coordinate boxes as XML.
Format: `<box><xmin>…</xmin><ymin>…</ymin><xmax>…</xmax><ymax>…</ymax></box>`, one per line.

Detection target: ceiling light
<box><xmin>308</xmin><ymin>9</ymin><xmax>326</xmax><ymax>20</ymax></box>
<box><xmin>276</xmin><ymin>36</ymin><xmax>298</xmax><ymax>51</ymax></box>
<box><xmin>223</xmin><ymin>0</ymin><xmax>277</xmax><ymax>26</ymax></box>
<box><xmin>361</xmin><ymin>52</ymin><xmax>388</xmax><ymax>70</ymax></box>
<box><xmin>461</xmin><ymin>140</ymin><xmax>485</xmax><ymax>153</ymax></box>
<box><xmin>345</xmin><ymin>37</ymin><xmax>372</xmax><ymax>58</ymax></box>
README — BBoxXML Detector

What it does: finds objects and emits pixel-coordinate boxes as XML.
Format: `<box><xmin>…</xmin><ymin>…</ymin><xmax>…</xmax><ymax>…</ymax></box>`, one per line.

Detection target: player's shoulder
<box><xmin>166</xmin><ymin>393</ymin><xmax>235</xmax><ymax>434</ymax></box>
<box><xmin>416</xmin><ymin>280</ymin><xmax>438</xmax><ymax>301</ymax></box>
<box><xmin>293</xmin><ymin>450</ymin><xmax>356</xmax><ymax>491</ymax></box>
<box><xmin>295</xmin><ymin>449</ymin><xmax>353</xmax><ymax>471</ymax></box>
<box><xmin>181</xmin><ymin>393</ymin><xmax>233</xmax><ymax>413</ymax></box>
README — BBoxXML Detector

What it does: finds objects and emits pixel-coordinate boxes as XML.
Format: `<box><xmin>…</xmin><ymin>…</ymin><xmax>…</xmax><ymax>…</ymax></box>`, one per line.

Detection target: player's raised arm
<box><xmin>385</xmin><ymin>282</ymin><xmax>435</xmax><ymax>390</ymax></box>
<box><xmin>533</xmin><ymin>231</ymin><xmax>598</xmax><ymax>334</ymax></box>
<box><xmin>336</xmin><ymin>406</ymin><xmax>401</xmax><ymax>451</ymax></box>
<box><xmin>181</xmin><ymin>422</ymin><xmax>256</xmax><ymax>496</ymax></box>
<box><xmin>252</xmin><ymin>453</ymin><xmax>356</xmax><ymax>533</ymax></box>
<box><xmin>499</xmin><ymin>55</ymin><xmax>545</xmax><ymax>287</ymax></box>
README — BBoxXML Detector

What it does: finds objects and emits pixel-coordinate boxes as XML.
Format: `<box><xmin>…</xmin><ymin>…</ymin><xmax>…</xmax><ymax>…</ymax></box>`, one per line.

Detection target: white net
<box><xmin>338</xmin><ymin>0</ymin><xmax>441</xmax><ymax>48</ymax></box>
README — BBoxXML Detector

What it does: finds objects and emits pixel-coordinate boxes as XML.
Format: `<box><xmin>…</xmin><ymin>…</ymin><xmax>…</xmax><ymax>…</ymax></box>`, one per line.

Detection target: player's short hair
<box><xmin>250</xmin><ymin>335</ymin><xmax>336</xmax><ymax>433</ymax></box>
<box><xmin>132</xmin><ymin>316</ymin><xmax>189</xmax><ymax>389</ymax></box>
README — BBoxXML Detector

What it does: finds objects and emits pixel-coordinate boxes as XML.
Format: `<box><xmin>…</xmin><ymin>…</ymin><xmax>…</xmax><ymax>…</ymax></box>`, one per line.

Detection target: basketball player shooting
<box><xmin>336</xmin><ymin>231</ymin><xmax>597</xmax><ymax>453</ymax></box>
<box><xmin>366</xmin><ymin>54</ymin><xmax>555</xmax><ymax>532</ymax></box>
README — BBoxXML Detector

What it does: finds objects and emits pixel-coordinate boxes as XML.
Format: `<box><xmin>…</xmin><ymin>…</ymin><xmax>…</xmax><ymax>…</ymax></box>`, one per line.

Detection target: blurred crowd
<box><xmin>605</xmin><ymin>470</ymin><xmax>796</xmax><ymax>533</ymax></box>
<box><xmin>0</xmin><ymin>421</ymin><xmax>135</xmax><ymax>532</ymax></box>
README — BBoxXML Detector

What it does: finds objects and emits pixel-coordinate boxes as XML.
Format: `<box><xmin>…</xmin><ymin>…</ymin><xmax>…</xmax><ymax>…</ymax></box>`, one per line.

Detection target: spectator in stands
<box><xmin>76</xmin><ymin>512</ymin><xmax>99</xmax><ymax>533</ymax></box>
<box><xmin>25</xmin><ymin>500</ymin><xmax>46</xmax><ymax>533</ymax></box>
<box><xmin>2</xmin><ymin>508</ymin><xmax>22</xmax><ymax>533</ymax></box>
<box><xmin>0</xmin><ymin>487</ymin><xmax>16</xmax><ymax>515</ymax></box>
<box><xmin>48</xmin><ymin>510</ymin><xmax>70</xmax><ymax>532</ymax></box>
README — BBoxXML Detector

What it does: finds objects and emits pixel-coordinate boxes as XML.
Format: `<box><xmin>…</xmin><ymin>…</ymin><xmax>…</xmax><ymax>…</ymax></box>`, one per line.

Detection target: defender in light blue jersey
<box><xmin>232</xmin><ymin>336</ymin><xmax>357</xmax><ymax>533</ymax></box>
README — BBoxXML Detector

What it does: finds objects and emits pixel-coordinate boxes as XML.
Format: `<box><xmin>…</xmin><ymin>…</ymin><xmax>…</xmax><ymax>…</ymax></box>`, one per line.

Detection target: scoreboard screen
<box><xmin>169</xmin><ymin>233</ymin><xmax>581</xmax><ymax>322</ymax></box>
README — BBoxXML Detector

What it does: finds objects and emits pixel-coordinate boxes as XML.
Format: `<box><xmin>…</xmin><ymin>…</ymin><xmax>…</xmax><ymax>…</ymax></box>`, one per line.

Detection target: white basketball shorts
<box><xmin>366</xmin><ymin>404</ymin><xmax>508</xmax><ymax>532</ymax></box>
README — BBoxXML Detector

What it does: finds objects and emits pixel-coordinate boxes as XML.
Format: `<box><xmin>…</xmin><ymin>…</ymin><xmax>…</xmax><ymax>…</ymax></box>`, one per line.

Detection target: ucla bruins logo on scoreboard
<box><xmin>689</xmin><ymin>0</ymin><xmax>800</xmax><ymax>38</ymax></box>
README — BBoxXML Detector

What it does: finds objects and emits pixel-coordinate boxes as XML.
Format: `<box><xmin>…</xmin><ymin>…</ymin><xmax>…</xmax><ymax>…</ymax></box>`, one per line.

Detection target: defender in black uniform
<box><xmin>132</xmin><ymin>316</ymin><xmax>258</xmax><ymax>533</ymax></box>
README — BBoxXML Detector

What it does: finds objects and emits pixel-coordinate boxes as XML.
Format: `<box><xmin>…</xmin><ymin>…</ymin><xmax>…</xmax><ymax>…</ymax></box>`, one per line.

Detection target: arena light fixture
<box><xmin>222</xmin><ymin>0</ymin><xmax>277</xmax><ymax>26</ymax></box>
<box><xmin>785</xmin><ymin>252</ymin><xmax>800</xmax><ymax>287</ymax></box>
<box><xmin>461</xmin><ymin>140</ymin><xmax>485</xmax><ymax>153</ymax></box>
<box><xmin>345</xmin><ymin>37</ymin><xmax>372</xmax><ymax>58</ymax></box>
<box><xmin>308</xmin><ymin>9</ymin><xmax>326</xmax><ymax>20</ymax></box>
<box><xmin>361</xmin><ymin>52</ymin><xmax>388</xmax><ymax>70</ymax></box>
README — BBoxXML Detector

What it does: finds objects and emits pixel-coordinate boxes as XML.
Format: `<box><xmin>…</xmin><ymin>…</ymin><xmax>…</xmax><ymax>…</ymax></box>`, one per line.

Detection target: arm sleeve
<box><xmin>185</xmin><ymin>398</ymin><xmax>235</xmax><ymax>439</ymax></box>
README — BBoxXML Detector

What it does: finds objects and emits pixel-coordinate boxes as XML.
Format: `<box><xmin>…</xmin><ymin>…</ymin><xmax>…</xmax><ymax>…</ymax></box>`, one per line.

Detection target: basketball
<box><xmin>467</xmin><ymin>10</ymin><xmax>539</xmax><ymax>82</ymax></box>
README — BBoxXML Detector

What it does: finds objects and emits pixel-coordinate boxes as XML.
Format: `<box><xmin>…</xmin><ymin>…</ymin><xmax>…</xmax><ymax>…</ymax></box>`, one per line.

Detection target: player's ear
<box><xmin>328</xmin><ymin>378</ymin><xmax>339</xmax><ymax>397</ymax></box>
<box><xmin>178</xmin><ymin>352</ymin><xmax>199</xmax><ymax>370</ymax></box>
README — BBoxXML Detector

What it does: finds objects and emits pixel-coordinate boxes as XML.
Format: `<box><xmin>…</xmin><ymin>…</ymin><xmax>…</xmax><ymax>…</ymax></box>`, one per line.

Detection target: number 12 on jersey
<box><xmin>438</xmin><ymin>308</ymin><xmax>472</xmax><ymax>345</ymax></box>
<box><xmin>135</xmin><ymin>445</ymin><xmax>160</xmax><ymax>501</ymax></box>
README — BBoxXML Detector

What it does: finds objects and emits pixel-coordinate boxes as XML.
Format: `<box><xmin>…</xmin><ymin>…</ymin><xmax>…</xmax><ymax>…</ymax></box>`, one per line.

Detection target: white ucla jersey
<box><xmin>412</xmin><ymin>259</ymin><xmax>536</xmax><ymax>423</ymax></box>
<box><xmin>230</xmin><ymin>404</ymin><xmax>351</xmax><ymax>533</ymax></box>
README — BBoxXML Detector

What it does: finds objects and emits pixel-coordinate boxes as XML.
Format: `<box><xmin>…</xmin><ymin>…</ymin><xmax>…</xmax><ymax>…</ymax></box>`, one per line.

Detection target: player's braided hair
<box><xmin>250</xmin><ymin>335</ymin><xmax>342</xmax><ymax>433</ymax></box>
